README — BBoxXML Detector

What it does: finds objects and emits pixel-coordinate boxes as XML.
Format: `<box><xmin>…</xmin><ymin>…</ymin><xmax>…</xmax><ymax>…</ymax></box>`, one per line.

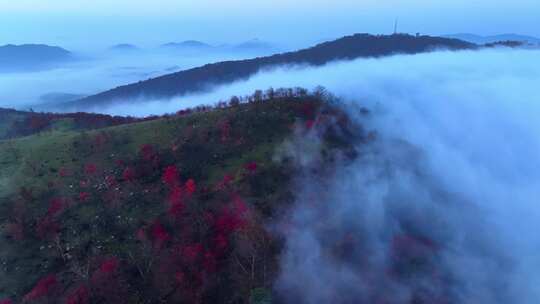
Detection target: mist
<box><xmin>99</xmin><ymin>48</ymin><xmax>540</xmax><ymax>303</ymax></box>
<box><xmin>0</xmin><ymin>47</ymin><xmax>274</xmax><ymax>109</ymax></box>
<box><xmin>254</xmin><ymin>49</ymin><xmax>539</xmax><ymax>303</ymax></box>
<box><xmin>90</xmin><ymin>48</ymin><xmax>539</xmax><ymax>117</ymax></box>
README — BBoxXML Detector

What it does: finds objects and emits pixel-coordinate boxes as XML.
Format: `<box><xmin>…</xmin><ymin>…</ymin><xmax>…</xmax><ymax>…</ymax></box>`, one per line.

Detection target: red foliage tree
<box><xmin>122</xmin><ymin>167</ymin><xmax>136</xmax><ymax>182</ymax></box>
<box><xmin>58</xmin><ymin>167</ymin><xmax>70</xmax><ymax>178</ymax></box>
<box><xmin>162</xmin><ymin>166</ymin><xmax>180</xmax><ymax>187</ymax></box>
<box><xmin>65</xmin><ymin>284</ymin><xmax>89</xmax><ymax>304</ymax></box>
<box><xmin>23</xmin><ymin>274</ymin><xmax>59</xmax><ymax>302</ymax></box>
<box><xmin>98</xmin><ymin>258</ymin><xmax>119</xmax><ymax>274</ymax></box>
<box><xmin>47</xmin><ymin>197</ymin><xmax>66</xmax><ymax>217</ymax></box>
<box><xmin>214</xmin><ymin>196</ymin><xmax>250</xmax><ymax>237</ymax></box>
<box><xmin>244</xmin><ymin>161</ymin><xmax>258</xmax><ymax>174</ymax></box>
<box><xmin>184</xmin><ymin>179</ymin><xmax>196</xmax><ymax>196</ymax></box>
<box><xmin>90</xmin><ymin>257</ymin><xmax>126</xmax><ymax>303</ymax></box>
<box><xmin>151</xmin><ymin>221</ymin><xmax>171</xmax><ymax>250</ymax></box>
<box><xmin>84</xmin><ymin>163</ymin><xmax>97</xmax><ymax>176</ymax></box>
<box><xmin>79</xmin><ymin>192</ymin><xmax>90</xmax><ymax>203</ymax></box>
<box><xmin>301</xmin><ymin>102</ymin><xmax>316</xmax><ymax>118</ymax></box>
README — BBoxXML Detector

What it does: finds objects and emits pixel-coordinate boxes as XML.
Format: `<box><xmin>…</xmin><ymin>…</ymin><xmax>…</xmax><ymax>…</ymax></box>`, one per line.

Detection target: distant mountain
<box><xmin>161</xmin><ymin>40</ymin><xmax>213</xmax><ymax>50</ymax></box>
<box><xmin>109</xmin><ymin>43</ymin><xmax>139</xmax><ymax>51</ymax></box>
<box><xmin>0</xmin><ymin>44</ymin><xmax>73</xmax><ymax>72</ymax></box>
<box><xmin>65</xmin><ymin>34</ymin><xmax>475</xmax><ymax>110</ymax></box>
<box><xmin>443</xmin><ymin>33</ymin><xmax>540</xmax><ymax>45</ymax></box>
<box><xmin>233</xmin><ymin>39</ymin><xmax>275</xmax><ymax>51</ymax></box>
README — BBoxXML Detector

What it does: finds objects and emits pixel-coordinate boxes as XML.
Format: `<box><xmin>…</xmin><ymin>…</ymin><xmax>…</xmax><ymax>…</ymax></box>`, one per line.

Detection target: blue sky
<box><xmin>0</xmin><ymin>0</ymin><xmax>539</xmax><ymax>50</ymax></box>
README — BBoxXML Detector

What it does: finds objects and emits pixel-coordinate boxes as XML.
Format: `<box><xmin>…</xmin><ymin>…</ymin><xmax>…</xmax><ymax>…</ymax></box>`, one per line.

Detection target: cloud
<box><xmin>107</xmin><ymin>47</ymin><xmax>538</xmax><ymax>303</ymax></box>
<box><xmin>94</xmin><ymin>48</ymin><xmax>540</xmax><ymax>118</ymax></box>
<box><xmin>0</xmin><ymin>48</ymin><xmax>270</xmax><ymax>110</ymax></box>
<box><xmin>253</xmin><ymin>48</ymin><xmax>540</xmax><ymax>303</ymax></box>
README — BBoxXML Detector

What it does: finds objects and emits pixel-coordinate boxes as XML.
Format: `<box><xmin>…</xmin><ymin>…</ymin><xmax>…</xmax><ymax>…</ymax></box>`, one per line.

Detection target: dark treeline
<box><xmin>0</xmin><ymin>108</ymin><xmax>139</xmax><ymax>139</ymax></box>
<box><xmin>0</xmin><ymin>87</ymin><xmax>330</xmax><ymax>140</ymax></box>
<box><xmin>66</xmin><ymin>34</ymin><xmax>475</xmax><ymax>109</ymax></box>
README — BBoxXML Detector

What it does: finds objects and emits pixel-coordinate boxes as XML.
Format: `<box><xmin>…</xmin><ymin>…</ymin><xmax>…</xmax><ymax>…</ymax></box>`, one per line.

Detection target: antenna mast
<box><xmin>393</xmin><ymin>18</ymin><xmax>399</xmax><ymax>35</ymax></box>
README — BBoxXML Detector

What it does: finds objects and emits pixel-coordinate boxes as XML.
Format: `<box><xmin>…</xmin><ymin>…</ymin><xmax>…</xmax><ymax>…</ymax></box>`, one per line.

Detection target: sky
<box><xmin>0</xmin><ymin>0</ymin><xmax>539</xmax><ymax>50</ymax></box>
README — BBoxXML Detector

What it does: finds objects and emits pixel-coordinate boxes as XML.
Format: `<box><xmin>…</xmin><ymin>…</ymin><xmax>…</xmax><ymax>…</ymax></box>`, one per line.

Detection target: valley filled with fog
<box><xmin>0</xmin><ymin>47</ymin><xmax>275</xmax><ymax>109</ymax></box>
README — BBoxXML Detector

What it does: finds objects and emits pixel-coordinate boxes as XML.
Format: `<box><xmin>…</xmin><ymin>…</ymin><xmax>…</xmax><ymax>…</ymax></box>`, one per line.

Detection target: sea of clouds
<box><xmin>253</xmin><ymin>48</ymin><xmax>539</xmax><ymax>304</ymax></box>
<box><xmin>0</xmin><ymin>47</ymin><xmax>270</xmax><ymax>109</ymax></box>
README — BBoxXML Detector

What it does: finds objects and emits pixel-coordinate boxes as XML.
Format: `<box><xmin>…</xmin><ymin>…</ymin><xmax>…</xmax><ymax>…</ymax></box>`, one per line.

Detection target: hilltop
<box><xmin>0</xmin><ymin>90</ymin><xmax>365</xmax><ymax>303</ymax></box>
<box><xmin>63</xmin><ymin>34</ymin><xmax>474</xmax><ymax>111</ymax></box>
<box><xmin>0</xmin><ymin>44</ymin><xmax>73</xmax><ymax>72</ymax></box>
<box><xmin>161</xmin><ymin>41</ymin><xmax>214</xmax><ymax>50</ymax></box>
<box><xmin>109</xmin><ymin>44</ymin><xmax>140</xmax><ymax>51</ymax></box>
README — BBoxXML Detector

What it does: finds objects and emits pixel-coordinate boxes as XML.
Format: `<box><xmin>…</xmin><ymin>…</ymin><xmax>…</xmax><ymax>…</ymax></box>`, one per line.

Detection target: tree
<box><xmin>229</xmin><ymin>96</ymin><xmax>241</xmax><ymax>107</ymax></box>
<box><xmin>265</xmin><ymin>87</ymin><xmax>275</xmax><ymax>100</ymax></box>
<box><xmin>23</xmin><ymin>274</ymin><xmax>60</xmax><ymax>302</ymax></box>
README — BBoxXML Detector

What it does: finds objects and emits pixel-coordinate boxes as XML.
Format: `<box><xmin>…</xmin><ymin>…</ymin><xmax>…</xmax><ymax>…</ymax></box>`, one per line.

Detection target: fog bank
<box><xmin>91</xmin><ymin>48</ymin><xmax>540</xmax><ymax>118</ymax></box>
<box><xmin>262</xmin><ymin>49</ymin><xmax>540</xmax><ymax>303</ymax></box>
<box><xmin>0</xmin><ymin>48</ymin><xmax>271</xmax><ymax>109</ymax></box>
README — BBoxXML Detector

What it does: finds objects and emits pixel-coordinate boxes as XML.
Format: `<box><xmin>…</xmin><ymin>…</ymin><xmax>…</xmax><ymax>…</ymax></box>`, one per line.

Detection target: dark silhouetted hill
<box><xmin>109</xmin><ymin>43</ymin><xmax>140</xmax><ymax>51</ymax></box>
<box><xmin>161</xmin><ymin>40</ymin><xmax>213</xmax><ymax>50</ymax></box>
<box><xmin>233</xmin><ymin>38</ymin><xmax>275</xmax><ymax>51</ymax></box>
<box><xmin>67</xmin><ymin>34</ymin><xmax>474</xmax><ymax>109</ymax></box>
<box><xmin>0</xmin><ymin>44</ymin><xmax>73</xmax><ymax>72</ymax></box>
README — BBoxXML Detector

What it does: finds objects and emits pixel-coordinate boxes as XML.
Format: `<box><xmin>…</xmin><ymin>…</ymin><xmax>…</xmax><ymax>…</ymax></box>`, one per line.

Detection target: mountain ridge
<box><xmin>62</xmin><ymin>34</ymin><xmax>475</xmax><ymax>111</ymax></box>
<box><xmin>0</xmin><ymin>44</ymin><xmax>73</xmax><ymax>72</ymax></box>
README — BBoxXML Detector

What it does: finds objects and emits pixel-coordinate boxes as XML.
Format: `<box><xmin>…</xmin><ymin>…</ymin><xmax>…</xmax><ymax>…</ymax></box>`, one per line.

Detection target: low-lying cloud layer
<box><xmin>90</xmin><ymin>48</ymin><xmax>540</xmax><ymax>118</ymax></box>
<box><xmin>257</xmin><ymin>49</ymin><xmax>539</xmax><ymax>303</ymax></box>
<box><xmin>0</xmin><ymin>48</ymin><xmax>271</xmax><ymax>109</ymax></box>
<box><xmin>111</xmin><ymin>48</ymin><xmax>538</xmax><ymax>303</ymax></box>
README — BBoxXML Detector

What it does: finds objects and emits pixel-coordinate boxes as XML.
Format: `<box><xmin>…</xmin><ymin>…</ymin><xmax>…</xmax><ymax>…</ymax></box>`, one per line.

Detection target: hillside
<box><xmin>64</xmin><ymin>34</ymin><xmax>475</xmax><ymax>110</ymax></box>
<box><xmin>0</xmin><ymin>91</ymin><xmax>368</xmax><ymax>303</ymax></box>
<box><xmin>0</xmin><ymin>108</ymin><xmax>141</xmax><ymax>140</ymax></box>
<box><xmin>0</xmin><ymin>44</ymin><xmax>73</xmax><ymax>72</ymax></box>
